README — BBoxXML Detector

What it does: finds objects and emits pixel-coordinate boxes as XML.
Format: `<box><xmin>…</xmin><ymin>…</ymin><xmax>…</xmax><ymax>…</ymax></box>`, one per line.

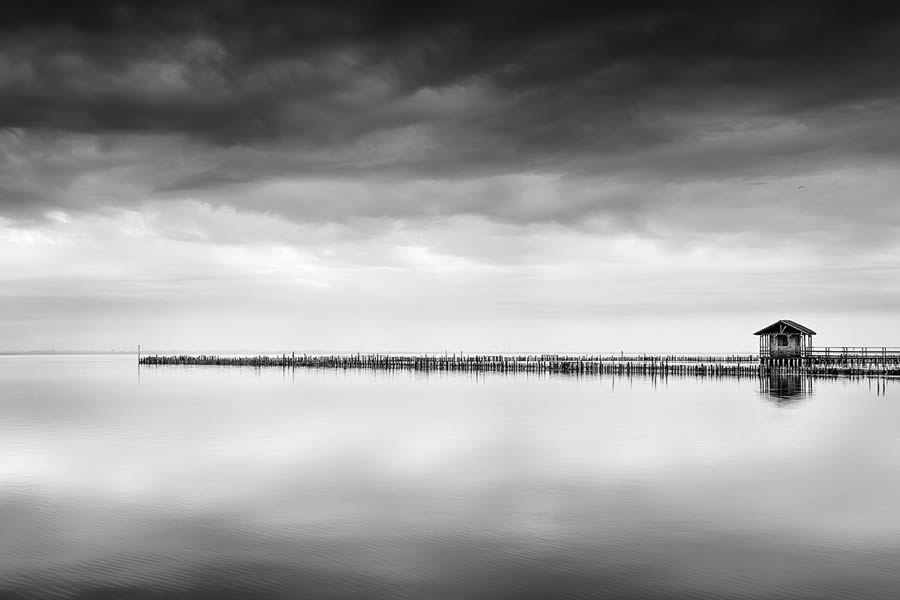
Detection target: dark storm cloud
<box><xmin>3</xmin><ymin>0</ymin><xmax>900</xmax><ymax>237</ymax></box>
<box><xmin>3</xmin><ymin>1</ymin><xmax>900</xmax><ymax>154</ymax></box>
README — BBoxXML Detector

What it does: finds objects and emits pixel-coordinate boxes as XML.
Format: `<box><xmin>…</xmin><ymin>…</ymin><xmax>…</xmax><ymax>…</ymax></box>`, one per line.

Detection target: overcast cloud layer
<box><xmin>2</xmin><ymin>1</ymin><xmax>899</xmax><ymax>351</ymax></box>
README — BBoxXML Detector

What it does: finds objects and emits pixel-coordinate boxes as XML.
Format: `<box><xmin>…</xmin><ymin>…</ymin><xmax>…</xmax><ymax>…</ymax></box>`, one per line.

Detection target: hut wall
<box><xmin>769</xmin><ymin>333</ymin><xmax>803</xmax><ymax>356</ymax></box>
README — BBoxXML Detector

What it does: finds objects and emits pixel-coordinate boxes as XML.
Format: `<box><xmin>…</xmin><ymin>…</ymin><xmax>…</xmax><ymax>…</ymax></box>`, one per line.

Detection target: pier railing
<box><xmin>761</xmin><ymin>346</ymin><xmax>900</xmax><ymax>359</ymax></box>
<box><xmin>805</xmin><ymin>347</ymin><xmax>900</xmax><ymax>359</ymax></box>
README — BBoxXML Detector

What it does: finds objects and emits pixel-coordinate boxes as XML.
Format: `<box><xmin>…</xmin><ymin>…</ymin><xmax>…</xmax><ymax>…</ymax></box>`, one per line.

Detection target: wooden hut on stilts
<box><xmin>754</xmin><ymin>319</ymin><xmax>816</xmax><ymax>370</ymax></box>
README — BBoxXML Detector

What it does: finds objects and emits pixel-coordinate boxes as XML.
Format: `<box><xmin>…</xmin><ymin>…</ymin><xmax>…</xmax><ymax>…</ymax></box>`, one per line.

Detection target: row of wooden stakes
<box><xmin>138</xmin><ymin>353</ymin><xmax>900</xmax><ymax>376</ymax></box>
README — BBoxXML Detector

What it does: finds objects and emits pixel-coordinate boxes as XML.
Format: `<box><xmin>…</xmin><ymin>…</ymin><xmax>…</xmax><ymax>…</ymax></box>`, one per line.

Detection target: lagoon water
<box><xmin>1</xmin><ymin>355</ymin><xmax>898</xmax><ymax>599</ymax></box>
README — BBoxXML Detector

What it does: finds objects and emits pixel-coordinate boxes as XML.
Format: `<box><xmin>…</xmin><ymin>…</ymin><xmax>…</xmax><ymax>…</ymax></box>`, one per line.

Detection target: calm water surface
<box><xmin>1</xmin><ymin>355</ymin><xmax>898</xmax><ymax>599</ymax></box>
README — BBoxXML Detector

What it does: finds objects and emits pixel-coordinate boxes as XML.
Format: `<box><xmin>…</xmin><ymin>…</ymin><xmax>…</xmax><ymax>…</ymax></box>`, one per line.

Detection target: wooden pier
<box><xmin>138</xmin><ymin>351</ymin><xmax>900</xmax><ymax>377</ymax></box>
<box><xmin>753</xmin><ymin>319</ymin><xmax>900</xmax><ymax>376</ymax></box>
<box><xmin>763</xmin><ymin>347</ymin><xmax>900</xmax><ymax>374</ymax></box>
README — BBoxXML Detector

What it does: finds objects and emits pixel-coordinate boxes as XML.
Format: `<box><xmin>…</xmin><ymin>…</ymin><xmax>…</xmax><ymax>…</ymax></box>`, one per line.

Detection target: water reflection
<box><xmin>2</xmin><ymin>356</ymin><xmax>899</xmax><ymax>600</ymax></box>
<box><xmin>759</xmin><ymin>372</ymin><xmax>814</xmax><ymax>404</ymax></box>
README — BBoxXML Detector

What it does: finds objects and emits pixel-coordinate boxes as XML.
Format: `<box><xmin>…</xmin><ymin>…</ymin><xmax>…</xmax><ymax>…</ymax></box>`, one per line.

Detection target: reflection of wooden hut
<box><xmin>754</xmin><ymin>320</ymin><xmax>815</xmax><ymax>366</ymax></box>
<box><xmin>759</xmin><ymin>372</ymin><xmax>813</xmax><ymax>403</ymax></box>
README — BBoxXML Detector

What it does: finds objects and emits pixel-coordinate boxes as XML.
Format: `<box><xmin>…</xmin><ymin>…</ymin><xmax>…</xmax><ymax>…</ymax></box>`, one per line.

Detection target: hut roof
<box><xmin>753</xmin><ymin>320</ymin><xmax>816</xmax><ymax>336</ymax></box>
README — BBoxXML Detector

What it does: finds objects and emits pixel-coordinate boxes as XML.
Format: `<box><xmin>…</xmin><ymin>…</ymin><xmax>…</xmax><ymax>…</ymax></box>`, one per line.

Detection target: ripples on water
<box><xmin>1</xmin><ymin>356</ymin><xmax>898</xmax><ymax>599</ymax></box>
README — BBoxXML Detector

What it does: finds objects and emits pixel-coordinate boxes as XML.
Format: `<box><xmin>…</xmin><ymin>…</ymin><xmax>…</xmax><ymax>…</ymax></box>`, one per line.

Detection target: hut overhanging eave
<box><xmin>753</xmin><ymin>320</ymin><xmax>816</xmax><ymax>337</ymax></box>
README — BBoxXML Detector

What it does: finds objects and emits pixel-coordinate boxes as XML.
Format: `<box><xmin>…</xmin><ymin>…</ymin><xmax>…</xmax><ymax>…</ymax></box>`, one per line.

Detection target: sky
<box><xmin>2</xmin><ymin>1</ymin><xmax>899</xmax><ymax>352</ymax></box>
